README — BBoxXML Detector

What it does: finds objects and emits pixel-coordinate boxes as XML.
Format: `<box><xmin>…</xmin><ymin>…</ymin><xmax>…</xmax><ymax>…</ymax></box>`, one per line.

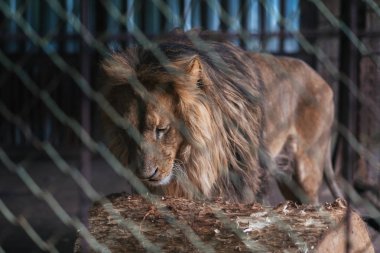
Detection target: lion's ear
<box><xmin>186</xmin><ymin>57</ymin><xmax>202</xmax><ymax>87</ymax></box>
<box><xmin>187</xmin><ymin>57</ymin><xmax>201</xmax><ymax>77</ymax></box>
<box><xmin>101</xmin><ymin>53</ymin><xmax>136</xmax><ymax>86</ymax></box>
<box><xmin>172</xmin><ymin>56</ymin><xmax>204</xmax><ymax>106</ymax></box>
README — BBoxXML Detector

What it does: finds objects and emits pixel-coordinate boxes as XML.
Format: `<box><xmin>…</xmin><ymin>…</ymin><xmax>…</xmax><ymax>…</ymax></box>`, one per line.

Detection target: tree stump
<box><xmin>74</xmin><ymin>193</ymin><xmax>374</xmax><ymax>253</ymax></box>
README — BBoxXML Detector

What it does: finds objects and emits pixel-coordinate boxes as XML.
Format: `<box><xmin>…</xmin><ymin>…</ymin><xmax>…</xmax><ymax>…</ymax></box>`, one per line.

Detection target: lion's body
<box><xmin>251</xmin><ymin>53</ymin><xmax>337</xmax><ymax>203</ymax></box>
<box><xmin>102</xmin><ymin>30</ymin><xmax>340</xmax><ymax>203</ymax></box>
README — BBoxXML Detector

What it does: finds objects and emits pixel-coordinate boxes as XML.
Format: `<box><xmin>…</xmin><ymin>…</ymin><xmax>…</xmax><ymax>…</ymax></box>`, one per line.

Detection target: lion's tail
<box><xmin>324</xmin><ymin>141</ymin><xmax>345</xmax><ymax>200</ymax></box>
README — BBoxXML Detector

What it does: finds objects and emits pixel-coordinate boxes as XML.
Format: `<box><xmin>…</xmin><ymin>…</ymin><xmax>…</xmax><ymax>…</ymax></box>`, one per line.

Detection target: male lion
<box><xmin>102</xmin><ymin>30</ymin><xmax>342</xmax><ymax>204</ymax></box>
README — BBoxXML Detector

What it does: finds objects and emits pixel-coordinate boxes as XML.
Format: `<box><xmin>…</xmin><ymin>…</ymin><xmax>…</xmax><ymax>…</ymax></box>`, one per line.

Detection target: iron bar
<box><xmin>79</xmin><ymin>0</ymin><xmax>92</xmax><ymax>252</ymax></box>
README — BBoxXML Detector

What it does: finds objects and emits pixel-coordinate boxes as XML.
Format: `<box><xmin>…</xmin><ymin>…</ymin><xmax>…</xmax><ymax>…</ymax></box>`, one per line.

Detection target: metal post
<box><xmin>80</xmin><ymin>0</ymin><xmax>92</xmax><ymax>252</ymax></box>
<box><xmin>338</xmin><ymin>0</ymin><xmax>359</xmax><ymax>252</ymax></box>
<box><xmin>259</xmin><ymin>0</ymin><xmax>266</xmax><ymax>50</ymax></box>
<box><xmin>299</xmin><ymin>1</ymin><xmax>318</xmax><ymax>65</ymax></box>
<box><xmin>279</xmin><ymin>0</ymin><xmax>285</xmax><ymax>53</ymax></box>
<box><xmin>338</xmin><ymin>0</ymin><xmax>359</xmax><ymax>187</ymax></box>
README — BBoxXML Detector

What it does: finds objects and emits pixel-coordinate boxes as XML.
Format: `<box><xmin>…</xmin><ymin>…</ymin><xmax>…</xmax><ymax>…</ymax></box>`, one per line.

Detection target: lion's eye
<box><xmin>155</xmin><ymin>126</ymin><xmax>169</xmax><ymax>140</ymax></box>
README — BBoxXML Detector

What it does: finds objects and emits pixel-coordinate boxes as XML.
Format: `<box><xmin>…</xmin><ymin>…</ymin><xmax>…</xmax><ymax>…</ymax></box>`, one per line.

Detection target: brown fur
<box><xmin>102</xmin><ymin>30</ymin><xmax>340</xmax><ymax>203</ymax></box>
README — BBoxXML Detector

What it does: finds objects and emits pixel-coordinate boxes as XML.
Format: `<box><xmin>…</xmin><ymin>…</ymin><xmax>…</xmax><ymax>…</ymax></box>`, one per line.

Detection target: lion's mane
<box><xmin>102</xmin><ymin>30</ymin><xmax>267</xmax><ymax>202</ymax></box>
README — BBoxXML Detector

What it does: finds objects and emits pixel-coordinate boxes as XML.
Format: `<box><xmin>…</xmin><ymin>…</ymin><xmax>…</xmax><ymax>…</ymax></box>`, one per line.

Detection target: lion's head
<box><xmin>102</xmin><ymin>30</ymin><xmax>266</xmax><ymax>202</ymax></box>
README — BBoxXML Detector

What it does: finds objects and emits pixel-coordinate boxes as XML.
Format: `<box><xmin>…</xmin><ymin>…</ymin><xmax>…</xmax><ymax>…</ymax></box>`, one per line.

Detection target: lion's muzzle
<box><xmin>136</xmin><ymin>153</ymin><xmax>173</xmax><ymax>186</ymax></box>
<box><xmin>138</xmin><ymin>166</ymin><xmax>159</xmax><ymax>181</ymax></box>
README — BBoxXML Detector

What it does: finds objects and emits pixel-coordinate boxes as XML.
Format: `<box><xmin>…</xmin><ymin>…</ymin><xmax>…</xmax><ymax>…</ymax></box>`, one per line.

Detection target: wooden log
<box><xmin>74</xmin><ymin>194</ymin><xmax>374</xmax><ymax>253</ymax></box>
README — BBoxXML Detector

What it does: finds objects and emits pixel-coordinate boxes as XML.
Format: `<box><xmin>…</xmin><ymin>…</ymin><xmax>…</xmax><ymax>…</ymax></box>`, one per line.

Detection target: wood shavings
<box><xmin>74</xmin><ymin>194</ymin><xmax>374</xmax><ymax>253</ymax></box>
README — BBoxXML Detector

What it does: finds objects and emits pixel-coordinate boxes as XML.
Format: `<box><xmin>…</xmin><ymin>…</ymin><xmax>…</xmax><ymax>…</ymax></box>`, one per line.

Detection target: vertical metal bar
<box><xmin>339</xmin><ymin>0</ymin><xmax>358</xmax><ymax>188</ymax></box>
<box><xmin>145</xmin><ymin>0</ymin><xmax>161</xmax><ymax>36</ymax></box>
<box><xmin>126</xmin><ymin>0</ymin><xmax>135</xmax><ymax>45</ymax></box>
<box><xmin>6</xmin><ymin>0</ymin><xmax>19</xmax><ymax>53</ymax></box>
<box><xmin>264</xmin><ymin>0</ymin><xmax>280</xmax><ymax>51</ymax></box>
<box><xmin>80</xmin><ymin>0</ymin><xmax>92</xmax><ymax>252</ymax></box>
<box><xmin>65</xmin><ymin>0</ymin><xmax>77</xmax><ymax>53</ymax></box>
<box><xmin>226</xmin><ymin>0</ymin><xmax>241</xmax><ymax>45</ymax></box>
<box><xmin>284</xmin><ymin>0</ymin><xmax>300</xmax><ymax>53</ymax></box>
<box><xmin>191</xmin><ymin>0</ymin><xmax>202</xmax><ymax>28</ymax></box>
<box><xmin>245</xmin><ymin>0</ymin><xmax>260</xmax><ymax>51</ymax></box>
<box><xmin>206</xmin><ymin>0</ymin><xmax>220</xmax><ymax>30</ymax></box>
<box><xmin>166</xmin><ymin>0</ymin><xmax>180</xmax><ymax>31</ymax></box>
<box><xmin>279</xmin><ymin>0</ymin><xmax>285</xmax><ymax>52</ymax></box>
<box><xmin>106</xmin><ymin>0</ymin><xmax>121</xmax><ymax>50</ymax></box>
<box><xmin>339</xmin><ymin>0</ymin><xmax>359</xmax><ymax>252</ymax></box>
<box><xmin>259</xmin><ymin>0</ymin><xmax>266</xmax><ymax>50</ymax></box>
<box><xmin>183</xmin><ymin>0</ymin><xmax>192</xmax><ymax>31</ymax></box>
<box><xmin>26</xmin><ymin>0</ymin><xmax>41</xmax><ymax>52</ymax></box>
<box><xmin>299</xmin><ymin>1</ymin><xmax>317</xmax><ymax>65</ymax></box>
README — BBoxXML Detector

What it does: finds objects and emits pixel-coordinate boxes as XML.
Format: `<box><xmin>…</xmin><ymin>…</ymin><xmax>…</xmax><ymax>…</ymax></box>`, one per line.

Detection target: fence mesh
<box><xmin>0</xmin><ymin>0</ymin><xmax>379</xmax><ymax>252</ymax></box>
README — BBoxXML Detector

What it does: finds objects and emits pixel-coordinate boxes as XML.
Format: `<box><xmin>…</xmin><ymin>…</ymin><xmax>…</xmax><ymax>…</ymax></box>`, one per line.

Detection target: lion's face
<box><xmin>103</xmin><ymin>39</ymin><xmax>264</xmax><ymax>202</ymax></box>
<box><xmin>127</xmin><ymin>88</ymin><xmax>184</xmax><ymax>186</ymax></box>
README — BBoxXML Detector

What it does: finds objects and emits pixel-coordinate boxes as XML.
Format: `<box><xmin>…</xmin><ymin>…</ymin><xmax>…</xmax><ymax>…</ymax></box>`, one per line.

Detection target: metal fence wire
<box><xmin>0</xmin><ymin>0</ymin><xmax>379</xmax><ymax>252</ymax></box>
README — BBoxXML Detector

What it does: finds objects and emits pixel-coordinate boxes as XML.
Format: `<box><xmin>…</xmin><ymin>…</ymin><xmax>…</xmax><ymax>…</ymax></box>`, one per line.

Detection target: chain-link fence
<box><xmin>0</xmin><ymin>0</ymin><xmax>379</xmax><ymax>252</ymax></box>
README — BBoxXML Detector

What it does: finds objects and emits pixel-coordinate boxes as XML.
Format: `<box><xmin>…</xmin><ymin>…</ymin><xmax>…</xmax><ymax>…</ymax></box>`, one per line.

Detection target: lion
<box><xmin>101</xmin><ymin>30</ymin><xmax>342</xmax><ymax>204</ymax></box>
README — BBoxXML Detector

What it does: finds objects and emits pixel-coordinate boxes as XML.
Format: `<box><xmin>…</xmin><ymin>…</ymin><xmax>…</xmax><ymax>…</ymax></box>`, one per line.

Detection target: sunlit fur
<box><xmin>102</xmin><ymin>30</ymin><xmax>267</xmax><ymax>203</ymax></box>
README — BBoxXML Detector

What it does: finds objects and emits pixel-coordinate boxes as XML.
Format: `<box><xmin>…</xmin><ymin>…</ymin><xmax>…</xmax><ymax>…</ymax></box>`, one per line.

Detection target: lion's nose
<box><xmin>139</xmin><ymin>167</ymin><xmax>158</xmax><ymax>180</ymax></box>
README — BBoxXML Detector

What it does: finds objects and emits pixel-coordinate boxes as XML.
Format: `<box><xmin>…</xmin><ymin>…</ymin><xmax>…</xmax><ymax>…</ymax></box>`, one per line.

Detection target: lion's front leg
<box><xmin>274</xmin><ymin>136</ymin><xmax>324</xmax><ymax>204</ymax></box>
<box><xmin>293</xmin><ymin>149</ymin><xmax>324</xmax><ymax>204</ymax></box>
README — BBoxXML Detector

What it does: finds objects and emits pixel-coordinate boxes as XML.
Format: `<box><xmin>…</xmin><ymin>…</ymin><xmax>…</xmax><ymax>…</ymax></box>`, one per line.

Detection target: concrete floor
<box><xmin>0</xmin><ymin>158</ymin><xmax>378</xmax><ymax>252</ymax></box>
<box><xmin>0</xmin><ymin>157</ymin><xmax>130</xmax><ymax>252</ymax></box>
